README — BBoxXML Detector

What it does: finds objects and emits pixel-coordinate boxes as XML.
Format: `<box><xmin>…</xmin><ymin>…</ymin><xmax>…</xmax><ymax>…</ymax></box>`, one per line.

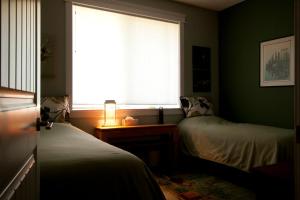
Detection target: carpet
<box><xmin>156</xmin><ymin>172</ymin><xmax>256</xmax><ymax>200</ymax></box>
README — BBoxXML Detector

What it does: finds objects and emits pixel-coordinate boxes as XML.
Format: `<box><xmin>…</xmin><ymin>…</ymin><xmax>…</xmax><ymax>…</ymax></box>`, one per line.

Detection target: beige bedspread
<box><xmin>178</xmin><ymin>116</ymin><xmax>294</xmax><ymax>171</ymax></box>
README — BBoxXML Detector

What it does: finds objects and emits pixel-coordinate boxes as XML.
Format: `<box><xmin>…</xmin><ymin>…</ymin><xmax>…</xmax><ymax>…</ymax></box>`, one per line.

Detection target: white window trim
<box><xmin>65</xmin><ymin>0</ymin><xmax>186</xmax><ymax>23</ymax></box>
<box><xmin>65</xmin><ymin>0</ymin><xmax>185</xmax><ymax>117</ymax></box>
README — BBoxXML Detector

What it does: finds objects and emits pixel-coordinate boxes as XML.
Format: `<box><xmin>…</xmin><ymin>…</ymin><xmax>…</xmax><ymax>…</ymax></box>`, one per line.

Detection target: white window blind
<box><xmin>72</xmin><ymin>5</ymin><xmax>180</xmax><ymax>109</ymax></box>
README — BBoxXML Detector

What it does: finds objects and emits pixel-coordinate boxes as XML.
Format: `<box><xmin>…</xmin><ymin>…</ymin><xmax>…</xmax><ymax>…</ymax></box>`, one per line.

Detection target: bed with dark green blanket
<box><xmin>39</xmin><ymin>123</ymin><xmax>165</xmax><ymax>200</ymax></box>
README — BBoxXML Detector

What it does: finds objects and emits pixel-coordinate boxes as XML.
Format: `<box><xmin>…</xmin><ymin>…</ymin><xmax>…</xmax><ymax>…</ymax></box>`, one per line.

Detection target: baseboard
<box><xmin>0</xmin><ymin>155</ymin><xmax>36</xmax><ymax>200</ymax></box>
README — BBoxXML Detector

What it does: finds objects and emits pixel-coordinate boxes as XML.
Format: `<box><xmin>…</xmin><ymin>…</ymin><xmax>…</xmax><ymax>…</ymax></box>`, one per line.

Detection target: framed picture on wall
<box><xmin>260</xmin><ymin>36</ymin><xmax>295</xmax><ymax>87</ymax></box>
<box><xmin>192</xmin><ymin>46</ymin><xmax>211</xmax><ymax>92</ymax></box>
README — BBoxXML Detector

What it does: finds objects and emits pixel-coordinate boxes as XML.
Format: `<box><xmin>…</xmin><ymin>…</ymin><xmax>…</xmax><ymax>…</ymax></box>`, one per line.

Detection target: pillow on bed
<box><xmin>180</xmin><ymin>96</ymin><xmax>213</xmax><ymax>117</ymax></box>
<box><xmin>41</xmin><ymin>96</ymin><xmax>70</xmax><ymax>122</ymax></box>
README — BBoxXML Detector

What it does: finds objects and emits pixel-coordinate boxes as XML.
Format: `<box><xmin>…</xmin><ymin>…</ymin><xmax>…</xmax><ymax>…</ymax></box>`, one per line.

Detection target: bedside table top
<box><xmin>96</xmin><ymin>124</ymin><xmax>177</xmax><ymax>130</ymax></box>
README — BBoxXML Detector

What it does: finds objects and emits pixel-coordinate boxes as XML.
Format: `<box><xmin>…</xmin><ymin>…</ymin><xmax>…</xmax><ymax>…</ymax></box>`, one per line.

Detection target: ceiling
<box><xmin>173</xmin><ymin>0</ymin><xmax>245</xmax><ymax>11</ymax></box>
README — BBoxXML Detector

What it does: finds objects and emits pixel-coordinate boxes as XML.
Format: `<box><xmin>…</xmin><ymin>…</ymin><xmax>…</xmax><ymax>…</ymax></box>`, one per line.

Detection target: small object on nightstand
<box><xmin>122</xmin><ymin>116</ymin><xmax>138</xmax><ymax>126</ymax></box>
<box><xmin>159</xmin><ymin>107</ymin><xmax>164</xmax><ymax>124</ymax></box>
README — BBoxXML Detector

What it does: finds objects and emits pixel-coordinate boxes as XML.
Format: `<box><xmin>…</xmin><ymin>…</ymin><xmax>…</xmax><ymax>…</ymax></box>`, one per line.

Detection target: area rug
<box><xmin>156</xmin><ymin>172</ymin><xmax>255</xmax><ymax>200</ymax></box>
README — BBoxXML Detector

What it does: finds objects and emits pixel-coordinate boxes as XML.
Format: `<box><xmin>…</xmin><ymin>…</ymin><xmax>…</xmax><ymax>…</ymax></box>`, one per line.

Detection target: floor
<box><xmin>160</xmin><ymin>185</ymin><xmax>179</xmax><ymax>200</ymax></box>
<box><xmin>154</xmin><ymin>156</ymin><xmax>255</xmax><ymax>200</ymax></box>
<box><xmin>156</xmin><ymin>158</ymin><xmax>294</xmax><ymax>200</ymax></box>
<box><xmin>156</xmin><ymin>171</ymin><xmax>255</xmax><ymax>200</ymax></box>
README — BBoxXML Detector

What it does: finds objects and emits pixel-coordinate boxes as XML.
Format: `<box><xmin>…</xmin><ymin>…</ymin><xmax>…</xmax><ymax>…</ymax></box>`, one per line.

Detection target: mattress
<box><xmin>178</xmin><ymin>116</ymin><xmax>294</xmax><ymax>171</ymax></box>
<box><xmin>39</xmin><ymin>123</ymin><xmax>165</xmax><ymax>200</ymax></box>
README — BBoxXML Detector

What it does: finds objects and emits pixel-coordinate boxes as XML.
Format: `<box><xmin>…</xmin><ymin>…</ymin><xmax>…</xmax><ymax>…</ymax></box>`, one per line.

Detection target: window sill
<box><xmin>70</xmin><ymin>108</ymin><xmax>183</xmax><ymax>118</ymax></box>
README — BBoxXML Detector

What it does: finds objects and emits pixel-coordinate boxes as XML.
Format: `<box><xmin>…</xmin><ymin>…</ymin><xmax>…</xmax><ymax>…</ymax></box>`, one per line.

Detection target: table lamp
<box><xmin>104</xmin><ymin>100</ymin><xmax>116</xmax><ymax>126</ymax></box>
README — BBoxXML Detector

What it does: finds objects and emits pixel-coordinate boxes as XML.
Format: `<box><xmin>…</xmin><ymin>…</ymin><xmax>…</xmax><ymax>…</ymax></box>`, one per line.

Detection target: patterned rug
<box><xmin>156</xmin><ymin>172</ymin><xmax>256</xmax><ymax>200</ymax></box>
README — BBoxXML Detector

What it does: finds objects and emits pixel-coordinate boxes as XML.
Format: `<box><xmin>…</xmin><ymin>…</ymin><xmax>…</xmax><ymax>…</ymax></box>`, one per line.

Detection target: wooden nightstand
<box><xmin>94</xmin><ymin>124</ymin><xmax>178</xmax><ymax>172</ymax></box>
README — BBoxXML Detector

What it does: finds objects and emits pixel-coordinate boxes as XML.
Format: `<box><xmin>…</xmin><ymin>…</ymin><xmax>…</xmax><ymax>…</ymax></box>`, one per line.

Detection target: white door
<box><xmin>0</xmin><ymin>0</ymin><xmax>40</xmax><ymax>199</ymax></box>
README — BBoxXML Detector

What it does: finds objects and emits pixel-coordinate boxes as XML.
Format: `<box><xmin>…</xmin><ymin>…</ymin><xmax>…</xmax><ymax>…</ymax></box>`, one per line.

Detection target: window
<box><xmin>70</xmin><ymin>3</ymin><xmax>183</xmax><ymax>110</ymax></box>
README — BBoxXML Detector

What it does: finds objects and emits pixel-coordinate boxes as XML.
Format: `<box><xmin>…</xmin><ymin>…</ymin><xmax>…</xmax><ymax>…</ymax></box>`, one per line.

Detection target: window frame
<box><xmin>65</xmin><ymin>0</ymin><xmax>185</xmax><ymax>116</ymax></box>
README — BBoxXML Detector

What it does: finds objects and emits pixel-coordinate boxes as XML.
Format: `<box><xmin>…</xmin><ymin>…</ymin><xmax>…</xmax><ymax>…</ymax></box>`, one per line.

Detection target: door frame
<box><xmin>0</xmin><ymin>0</ymin><xmax>41</xmax><ymax>199</ymax></box>
<box><xmin>294</xmin><ymin>0</ymin><xmax>299</xmax><ymax>199</ymax></box>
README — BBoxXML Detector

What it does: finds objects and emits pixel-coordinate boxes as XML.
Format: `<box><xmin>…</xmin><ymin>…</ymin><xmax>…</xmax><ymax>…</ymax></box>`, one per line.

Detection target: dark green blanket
<box><xmin>39</xmin><ymin>123</ymin><xmax>165</xmax><ymax>200</ymax></box>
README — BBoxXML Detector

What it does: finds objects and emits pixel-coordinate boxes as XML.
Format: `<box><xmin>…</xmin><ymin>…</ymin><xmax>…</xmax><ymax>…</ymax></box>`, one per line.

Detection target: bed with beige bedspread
<box><xmin>178</xmin><ymin>116</ymin><xmax>294</xmax><ymax>172</ymax></box>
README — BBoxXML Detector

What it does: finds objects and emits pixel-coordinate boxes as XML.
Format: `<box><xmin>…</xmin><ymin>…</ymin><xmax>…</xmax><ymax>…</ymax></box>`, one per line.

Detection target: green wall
<box><xmin>219</xmin><ymin>0</ymin><xmax>294</xmax><ymax>128</ymax></box>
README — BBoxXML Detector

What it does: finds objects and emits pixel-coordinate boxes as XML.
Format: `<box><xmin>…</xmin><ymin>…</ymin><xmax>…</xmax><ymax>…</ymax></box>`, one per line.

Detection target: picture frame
<box><xmin>260</xmin><ymin>36</ymin><xmax>295</xmax><ymax>87</ymax></box>
<box><xmin>192</xmin><ymin>46</ymin><xmax>211</xmax><ymax>92</ymax></box>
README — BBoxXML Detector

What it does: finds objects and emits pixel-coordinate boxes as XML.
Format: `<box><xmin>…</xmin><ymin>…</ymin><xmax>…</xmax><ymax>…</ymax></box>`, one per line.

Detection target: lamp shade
<box><xmin>104</xmin><ymin>100</ymin><xmax>116</xmax><ymax>126</ymax></box>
